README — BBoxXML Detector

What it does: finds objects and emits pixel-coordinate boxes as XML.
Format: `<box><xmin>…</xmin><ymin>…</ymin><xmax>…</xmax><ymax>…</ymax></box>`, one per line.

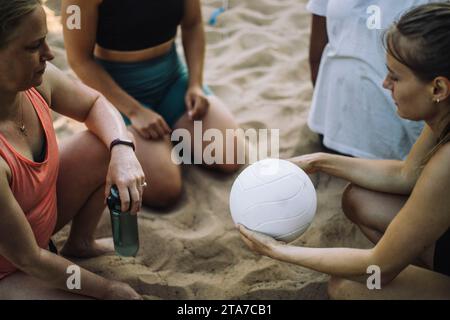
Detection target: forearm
<box><xmin>182</xmin><ymin>23</ymin><xmax>205</xmax><ymax>88</ymax></box>
<box><xmin>314</xmin><ymin>154</ymin><xmax>412</xmax><ymax>194</ymax></box>
<box><xmin>274</xmin><ymin>245</ymin><xmax>375</xmax><ymax>283</ymax></box>
<box><xmin>25</xmin><ymin>249</ymin><xmax>109</xmax><ymax>299</ymax></box>
<box><xmin>83</xmin><ymin>95</ymin><xmax>132</xmax><ymax>148</ymax></box>
<box><xmin>70</xmin><ymin>59</ymin><xmax>141</xmax><ymax>118</ymax></box>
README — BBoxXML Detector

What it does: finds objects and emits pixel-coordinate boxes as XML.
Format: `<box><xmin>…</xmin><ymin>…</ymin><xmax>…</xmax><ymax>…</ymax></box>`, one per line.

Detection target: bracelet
<box><xmin>109</xmin><ymin>138</ymin><xmax>136</xmax><ymax>152</ymax></box>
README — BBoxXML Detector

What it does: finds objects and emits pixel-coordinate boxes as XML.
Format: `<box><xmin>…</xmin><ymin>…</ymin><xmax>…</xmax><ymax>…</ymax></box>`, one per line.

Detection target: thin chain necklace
<box><xmin>18</xmin><ymin>93</ymin><xmax>27</xmax><ymax>137</ymax></box>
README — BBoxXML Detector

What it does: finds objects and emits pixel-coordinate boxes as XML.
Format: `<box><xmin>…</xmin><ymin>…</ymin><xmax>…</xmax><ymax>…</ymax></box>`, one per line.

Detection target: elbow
<box><xmin>376</xmin><ymin>263</ymin><xmax>402</xmax><ymax>286</ymax></box>
<box><xmin>379</xmin><ymin>270</ymin><xmax>400</xmax><ymax>286</ymax></box>
<box><xmin>83</xmin><ymin>95</ymin><xmax>103</xmax><ymax>123</ymax></box>
<box><xmin>399</xmin><ymin>170</ymin><xmax>417</xmax><ymax>194</ymax></box>
<box><xmin>367</xmin><ymin>249</ymin><xmax>403</xmax><ymax>287</ymax></box>
<box><xmin>388</xmin><ymin>160</ymin><xmax>416</xmax><ymax>194</ymax></box>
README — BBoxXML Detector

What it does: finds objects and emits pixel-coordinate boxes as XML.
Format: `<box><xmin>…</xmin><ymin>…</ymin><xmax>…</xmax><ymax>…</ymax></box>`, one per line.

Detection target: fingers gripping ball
<box><xmin>230</xmin><ymin>159</ymin><xmax>317</xmax><ymax>242</ymax></box>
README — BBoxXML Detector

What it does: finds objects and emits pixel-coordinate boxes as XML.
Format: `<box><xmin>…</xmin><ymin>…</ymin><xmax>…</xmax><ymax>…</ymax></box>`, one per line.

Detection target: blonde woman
<box><xmin>0</xmin><ymin>0</ymin><xmax>144</xmax><ymax>299</ymax></box>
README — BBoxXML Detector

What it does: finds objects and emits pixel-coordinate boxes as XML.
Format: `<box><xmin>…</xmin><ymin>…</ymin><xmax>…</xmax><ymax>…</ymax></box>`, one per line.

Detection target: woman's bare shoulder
<box><xmin>36</xmin><ymin>62</ymin><xmax>65</xmax><ymax>105</ymax></box>
<box><xmin>423</xmin><ymin>142</ymin><xmax>450</xmax><ymax>179</ymax></box>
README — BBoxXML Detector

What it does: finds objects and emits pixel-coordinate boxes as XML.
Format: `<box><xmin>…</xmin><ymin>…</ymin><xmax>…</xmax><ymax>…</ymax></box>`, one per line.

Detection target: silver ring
<box><xmin>141</xmin><ymin>182</ymin><xmax>148</xmax><ymax>188</ymax></box>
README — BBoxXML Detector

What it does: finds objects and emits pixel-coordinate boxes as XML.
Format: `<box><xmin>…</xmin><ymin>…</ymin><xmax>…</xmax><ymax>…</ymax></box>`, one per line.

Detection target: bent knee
<box><xmin>214</xmin><ymin>163</ymin><xmax>242</xmax><ymax>174</ymax></box>
<box><xmin>143</xmin><ymin>175</ymin><xmax>182</xmax><ymax>209</ymax></box>
<box><xmin>341</xmin><ymin>183</ymin><xmax>366</xmax><ymax>224</ymax></box>
<box><xmin>64</xmin><ymin>131</ymin><xmax>109</xmax><ymax>160</ymax></box>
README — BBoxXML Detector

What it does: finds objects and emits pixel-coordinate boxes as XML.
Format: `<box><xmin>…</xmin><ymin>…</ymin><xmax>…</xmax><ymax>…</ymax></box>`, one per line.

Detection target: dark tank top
<box><xmin>96</xmin><ymin>0</ymin><xmax>185</xmax><ymax>51</ymax></box>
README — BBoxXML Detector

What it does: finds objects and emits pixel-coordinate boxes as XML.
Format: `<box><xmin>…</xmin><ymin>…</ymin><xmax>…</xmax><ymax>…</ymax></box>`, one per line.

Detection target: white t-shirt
<box><xmin>307</xmin><ymin>0</ymin><xmax>439</xmax><ymax>159</ymax></box>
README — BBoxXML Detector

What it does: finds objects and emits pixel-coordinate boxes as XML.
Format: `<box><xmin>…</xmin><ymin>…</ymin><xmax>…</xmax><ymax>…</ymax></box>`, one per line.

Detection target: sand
<box><xmin>45</xmin><ymin>0</ymin><xmax>371</xmax><ymax>300</ymax></box>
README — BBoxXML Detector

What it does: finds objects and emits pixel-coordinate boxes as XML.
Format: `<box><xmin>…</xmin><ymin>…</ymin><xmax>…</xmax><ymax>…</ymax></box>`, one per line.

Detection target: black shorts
<box><xmin>434</xmin><ymin>228</ymin><xmax>450</xmax><ymax>276</ymax></box>
<box><xmin>48</xmin><ymin>239</ymin><xmax>58</xmax><ymax>255</ymax></box>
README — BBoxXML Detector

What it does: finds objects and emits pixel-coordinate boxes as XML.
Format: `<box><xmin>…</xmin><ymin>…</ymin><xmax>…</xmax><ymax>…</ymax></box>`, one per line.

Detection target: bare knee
<box><xmin>58</xmin><ymin>131</ymin><xmax>110</xmax><ymax>186</ymax></box>
<box><xmin>213</xmin><ymin>163</ymin><xmax>242</xmax><ymax>174</ymax></box>
<box><xmin>79</xmin><ymin>130</ymin><xmax>109</xmax><ymax>157</ymax></box>
<box><xmin>341</xmin><ymin>183</ymin><xmax>365</xmax><ymax>224</ymax></box>
<box><xmin>143</xmin><ymin>172</ymin><xmax>182</xmax><ymax>209</ymax></box>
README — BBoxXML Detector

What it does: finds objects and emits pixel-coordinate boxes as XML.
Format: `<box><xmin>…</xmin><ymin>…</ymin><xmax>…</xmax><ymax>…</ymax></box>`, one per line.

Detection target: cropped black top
<box><xmin>96</xmin><ymin>0</ymin><xmax>185</xmax><ymax>51</ymax></box>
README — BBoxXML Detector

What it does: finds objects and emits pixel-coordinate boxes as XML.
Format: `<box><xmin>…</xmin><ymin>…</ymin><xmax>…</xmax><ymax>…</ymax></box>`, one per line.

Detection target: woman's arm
<box><xmin>309</xmin><ymin>14</ymin><xmax>328</xmax><ymax>86</ymax></box>
<box><xmin>290</xmin><ymin>125</ymin><xmax>437</xmax><ymax>195</ymax></box>
<box><xmin>0</xmin><ymin>165</ymin><xmax>116</xmax><ymax>299</ymax></box>
<box><xmin>38</xmin><ymin>63</ymin><xmax>145</xmax><ymax>213</ymax></box>
<box><xmin>61</xmin><ymin>0</ymin><xmax>141</xmax><ymax>119</ymax></box>
<box><xmin>241</xmin><ymin>144</ymin><xmax>450</xmax><ymax>284</ymax></box>
<box><xmin>239</xmin><ymin>226</ymin><xmax>372</xmax><ymax>283</ymax></box>
<box><xmin>181</xmin><ymin>0</ymin><xmax>210</xmax><ymax>120</ymax></box>
<box><xmin>181</xmin><ymin>0</ymin><xmax>205</xmax><ymax>89</ymax></box>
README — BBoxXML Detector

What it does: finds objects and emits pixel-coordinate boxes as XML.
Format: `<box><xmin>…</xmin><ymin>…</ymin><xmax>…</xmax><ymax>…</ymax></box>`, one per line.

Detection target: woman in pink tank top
<box><xmin>0</xmin><ymin>1</ymin><xmax>145</xmax><ymax>299</ymax></box>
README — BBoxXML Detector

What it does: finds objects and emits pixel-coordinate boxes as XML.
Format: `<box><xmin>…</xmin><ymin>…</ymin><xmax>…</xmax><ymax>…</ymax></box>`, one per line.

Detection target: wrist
<box><xmin>312</xmin><ymin>152</ymin><xmax>330</xmax><ymax>171</ymax></box>
<box><xmin>188</xmin><ymin>81</ymin><xmax>203</xmax><ymax>90</ymax></box>
<box><xmin>125</xmin><ymin>103</ymin><xmax>143</xmax><ymax>119</ymax></box>
<box><xmin>270</xmin><ymin>243</ymin><xmax>287</xmax><ymax>260</ymax></box>
<box><xmin>110</xmin><ymin>139</ymin><xmax>135</xmax><ymax>154</ymax></box>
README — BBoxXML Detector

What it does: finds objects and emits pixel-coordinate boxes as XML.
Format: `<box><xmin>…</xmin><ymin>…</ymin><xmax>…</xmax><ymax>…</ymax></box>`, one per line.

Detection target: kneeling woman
<box><xmin>62</xmin><ymin>0</ymin><xmax>242</xmax><ymax>209</ymax></box>
<box><xmin>239</xmin><ymin>3</ymin><xmax>450</xmax><ymax>299</ymax></box>
<box><xmin>0</xmin><ymin>1</ymin><xmax>145</xmax><ymax>299</ymax></box>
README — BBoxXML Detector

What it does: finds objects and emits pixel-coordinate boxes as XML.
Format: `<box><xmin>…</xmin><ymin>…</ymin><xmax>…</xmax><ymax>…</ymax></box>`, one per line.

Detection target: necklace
<box><xmin>18</xmin><ymin>93</ymin><xmax>27</xmax><ymax>137</ymax></box>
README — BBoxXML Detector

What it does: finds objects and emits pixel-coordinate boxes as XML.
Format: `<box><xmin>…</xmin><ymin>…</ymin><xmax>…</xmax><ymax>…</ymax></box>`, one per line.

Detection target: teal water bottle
<box><xmin>107</xmin><ymin>186</ymin><xmax>140</xmax><ymax>257</ymax></box>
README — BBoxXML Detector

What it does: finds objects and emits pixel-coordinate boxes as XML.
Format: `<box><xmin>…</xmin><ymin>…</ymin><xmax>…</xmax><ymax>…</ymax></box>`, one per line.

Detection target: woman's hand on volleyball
<box><xmin>185</xmin><ymin>86</ymin><xmax>210</xmax><ymax>121</ymax></box>
<box><xmin>237</xmin><ymin>224</ymin><xmax>285</xmax><ymax>258</ymax></box>
<box><xmin>105</xmin><ymin>143</ymin><xmax>146</xmax><ymax>214</ymax></box>
<box><xmin>129</xmin><ymin>107</ymin><xmax>172</xmax><ymax>140</ymax></box>
<box><xmin>288</xmin><ymin>153</ymin><xmax>325</xmax><ymax>174</ymax></box>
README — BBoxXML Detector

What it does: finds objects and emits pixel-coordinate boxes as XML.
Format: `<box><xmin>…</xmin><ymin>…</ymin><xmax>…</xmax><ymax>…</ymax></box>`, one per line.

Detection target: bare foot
<box><xmin>61</xmin><ymin>238</ymin><xmax>115</xmax><ymax>259</ymax></box>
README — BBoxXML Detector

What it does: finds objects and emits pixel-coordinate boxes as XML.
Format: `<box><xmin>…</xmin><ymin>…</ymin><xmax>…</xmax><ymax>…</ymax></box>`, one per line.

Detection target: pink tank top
<box><xmin>0</xmin><ymin>88</ymin><xmax>59</xmax><ymax>280</ymax></box>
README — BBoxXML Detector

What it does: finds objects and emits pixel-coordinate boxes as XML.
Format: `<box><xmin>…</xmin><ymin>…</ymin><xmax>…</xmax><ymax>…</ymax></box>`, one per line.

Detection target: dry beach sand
<box><xmin>45</xmin><ymin>0</ymin><xmax>371</xmax><ymax>300</ymax></box>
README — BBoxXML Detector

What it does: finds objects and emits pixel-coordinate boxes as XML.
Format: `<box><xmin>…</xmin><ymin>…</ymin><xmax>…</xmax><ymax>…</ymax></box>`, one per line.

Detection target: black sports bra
<box><xmin>96</xmin><ymin>0</ymin><xmax>185</xmax><ymax>51</ymax></box>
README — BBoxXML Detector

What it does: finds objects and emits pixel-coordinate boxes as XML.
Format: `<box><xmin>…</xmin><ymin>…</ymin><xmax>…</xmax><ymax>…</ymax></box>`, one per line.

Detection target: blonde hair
<box><xmin>0</xmin><ymin>0</ymin><xmax>42</xmax><ymax>48</ymax></box>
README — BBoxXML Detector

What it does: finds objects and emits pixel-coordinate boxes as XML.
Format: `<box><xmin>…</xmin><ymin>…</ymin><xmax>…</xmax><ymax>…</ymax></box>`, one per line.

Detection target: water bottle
<box><xmin>106</xmin><ymin>186</ymin><xmax>140</xmax><ymax>257</ymax></box>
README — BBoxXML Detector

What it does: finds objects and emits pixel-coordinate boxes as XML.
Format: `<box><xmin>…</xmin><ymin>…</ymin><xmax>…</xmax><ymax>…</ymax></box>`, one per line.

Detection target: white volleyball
<box><xmin>230</xmin><ymin>159</ymin><xmax>317</xmax><ymax>242</ymax></box>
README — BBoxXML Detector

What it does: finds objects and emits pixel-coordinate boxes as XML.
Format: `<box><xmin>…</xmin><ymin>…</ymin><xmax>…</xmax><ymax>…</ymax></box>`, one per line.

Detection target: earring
<box><xmin>434</xmin><ymin>98</ymin><xmax>440</xmax><ymax>104</ymax></box>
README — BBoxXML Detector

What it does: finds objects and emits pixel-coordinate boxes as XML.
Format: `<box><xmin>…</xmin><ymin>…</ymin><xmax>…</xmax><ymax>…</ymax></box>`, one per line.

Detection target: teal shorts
<box><xmin>96</xmin><ymin>45</ymin><xmax>212</xmax><ymax>128</ymax></box>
